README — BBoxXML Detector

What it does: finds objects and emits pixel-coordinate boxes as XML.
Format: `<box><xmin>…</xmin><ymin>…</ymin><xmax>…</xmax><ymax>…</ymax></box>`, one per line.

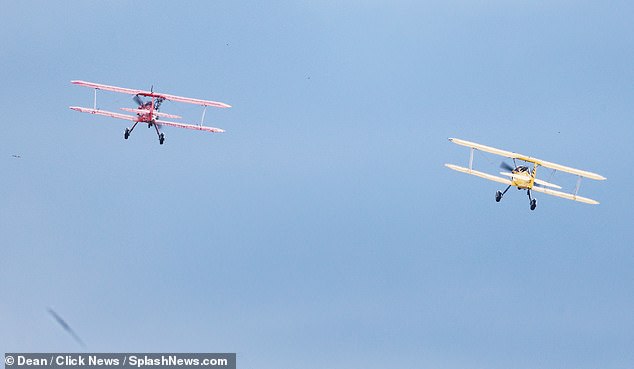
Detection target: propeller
<box><xmin>133</xmin><ymin>94</ymin><xmax>145</xmax><ymax>107</ymax></box>
<box><xmin>500</xmin><ymin>161</ymin><xmax>515</xmax><ymax>172</ymax></box>
<box><xmin>501</xmin><ymin>160</ymin><xmax>545</xmax><ymax>188</ymax></box>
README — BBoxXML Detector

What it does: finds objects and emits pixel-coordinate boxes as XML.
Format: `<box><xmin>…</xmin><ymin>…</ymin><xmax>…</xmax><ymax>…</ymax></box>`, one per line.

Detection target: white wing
<box><xmin>530</xmin><ymin>186</ymin><xmax>599</xmax><ymax>205</ymax></box>
<box><xmin>445</xmin><ymin>164</ymin><xmax>513</xmax><ymax>186</ymax></box>
<box><xmin>534</xmin><ymin>159</ymin><xmax>606</xmax><ymax>181</ymax></box>
<box><xmin>449</xmin><ymin>138</ymin><xmax>529</xmax><ymax>160</ymax></box>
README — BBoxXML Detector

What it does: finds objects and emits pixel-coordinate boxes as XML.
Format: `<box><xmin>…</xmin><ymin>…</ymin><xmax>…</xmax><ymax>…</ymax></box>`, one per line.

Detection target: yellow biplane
<box><xmin>445</xmin><ymin>138</ymin><xmax>606</xmax><ymax>210</ymax></box>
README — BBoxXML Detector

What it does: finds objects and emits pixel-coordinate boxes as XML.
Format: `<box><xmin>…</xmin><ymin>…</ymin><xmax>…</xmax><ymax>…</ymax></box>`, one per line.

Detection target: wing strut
<box><xmin>574</xmin><ymin>176</ymin><xmax>582</xmax><ymax>197</ymax></box>
<box><xmin>469</xmin><ymin>147</ymin><xmax>474</xmax><ymax>170</ymax></box>
<box><xmin>93</xmin><ymin>89</ymin><xmax>97</xmax><ymax>110</ymax></box>
<box><xmin>201</xmin><ymin>106</ymin><xmax>207</xmax><ymax>126</ymax></box>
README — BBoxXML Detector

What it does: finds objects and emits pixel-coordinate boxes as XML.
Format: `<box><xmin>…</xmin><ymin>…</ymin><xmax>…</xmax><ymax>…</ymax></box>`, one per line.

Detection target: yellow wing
<box><xmin>448</xmin><ymin>138</ymin><xmax>606</xmax><ymax>181</ymax></box>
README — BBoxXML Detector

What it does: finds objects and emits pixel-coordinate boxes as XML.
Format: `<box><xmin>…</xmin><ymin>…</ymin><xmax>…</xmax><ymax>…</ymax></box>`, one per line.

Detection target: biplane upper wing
<box><xmin>71</xmin><ymin>80</ymin><xmax>147</xmax><ymax>96</ymax></box>
<box><xmin>445</xmin><ymin>164</ymin><xmax>513</xmax><ymax>186</ymax></box>
<box><xmin>155</xmin><ymin>92</ymin><xmax>231</xmax><ymax>108</ymax></box>
<box><xmin>449</xmin><ymin>138</ymin><xmax>529</xmax><ymax>160</ymax></box>
<box><xmin>530</xmin><ymin>186</ymin><xmax>599</xmax><ymax>205</ymax></box>
<box><xmin>70</xmin><ymin>106</ymin><xmax>136</xmax><ymax>121</ymax></box>
<box><xmin>154</xmin><ymin>119</ymin><xmax>225</xmax><ymax>133</ymax></box>
<box><xmin>533</xmin><ymin>159</ymin><xmax>606</xmax><ymax>181</ymax></box>
<box><xmin>449</xmin><ymin>138</ymin><xmax>606</xmax><ymax>180</ymax></box>
<box><xmin>71</xmin><ymin>80</ymin><xmax>232</xmax><ymax>108</ymax></box>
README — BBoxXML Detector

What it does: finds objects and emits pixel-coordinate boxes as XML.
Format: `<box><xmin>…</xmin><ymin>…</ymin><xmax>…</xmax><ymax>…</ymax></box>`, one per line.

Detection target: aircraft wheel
<box><xmin>530</xmin><ymin>199</ymin><xmax>537</xmax><ymax>211</ymax></box>
<box><xmin>495</xmin><ymin>191</ymin><xmax>502</xmax><ymax>202</ymax></box>
<box><xmin>124</xmin><ymin>128</ymin><xmax>130</xmax><ymax>140</ymax></box>
<box><xmin>159</xmin><ymin>133</ymin><xmax>165</xmax><ymax>145</ymax></box>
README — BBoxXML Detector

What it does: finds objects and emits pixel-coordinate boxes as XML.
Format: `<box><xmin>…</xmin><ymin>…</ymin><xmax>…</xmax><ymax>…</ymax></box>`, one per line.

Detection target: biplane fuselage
<box><xmin>135</xmin><ymin>103</ymin><xmax>156</xmax><ymax>123</ymax></box>
<box><xmin>507</xmin><ymin>166</ymin><xmax>530</xmax><ymax>189</ymax></box>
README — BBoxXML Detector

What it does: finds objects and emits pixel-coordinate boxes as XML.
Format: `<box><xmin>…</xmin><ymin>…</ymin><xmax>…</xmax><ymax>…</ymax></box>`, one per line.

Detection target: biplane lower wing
<box><xmin>530</xmin><ymin>186</ymin><xmax>599</xmax><ymax>205</ymax></box>
<box><xmin>445</xmin><ymin>164</ymin><xmax>513</xmax><ymax>186</ymax></box>
<box><xmin>71</xmin><ymin>107</ymin><xmax>224</xmax><ymax>133</ymax></box>
<box><xmin>154</xmin><ymin>119</ymin><xmax>225</xmax><ymax>133</ymax></box>
<box><xmin>70</xmin><ymin>107</ymin><xmax>136</xmax><ymax>121</ymax></box>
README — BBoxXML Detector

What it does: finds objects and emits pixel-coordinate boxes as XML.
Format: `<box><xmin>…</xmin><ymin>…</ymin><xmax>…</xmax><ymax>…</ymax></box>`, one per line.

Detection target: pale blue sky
<box><xmin>1</xmin><ymin>1</ymin><xmax>633</xmax><ymax>368</ymax></box>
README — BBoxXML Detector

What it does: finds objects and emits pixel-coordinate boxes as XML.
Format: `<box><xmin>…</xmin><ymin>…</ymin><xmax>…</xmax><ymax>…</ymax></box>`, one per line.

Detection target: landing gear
<box><xmin>495</xmin><ymin>185</ymin><xmax>511</xmax><ymax>202</ymax></box>
<box><xmin>151</xmin><ymin>120</ymin><xmax>165</xmax><ymax>145</ymax></box>
<box><xmin>527</xmin><ymin>190</ymin><xmax>537</xmax><ymax>211</ymax></box>
<box><xmin>124</xmin><ymin>122</ymin><xmax>139</xmax><ymax>141</ymax></box>
<box><xmin>495</xmin><ymin>186</ymin><xmax>538</xmax><ymax>210</ymax></box>
<box><xmin>123</xmin><ymin>120</ymin><xmax>165</xmax><ymax>145</ymax></box>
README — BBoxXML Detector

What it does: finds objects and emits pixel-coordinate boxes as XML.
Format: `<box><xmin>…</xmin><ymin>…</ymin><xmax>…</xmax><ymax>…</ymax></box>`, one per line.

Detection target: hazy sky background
<box><xmin>1</xmin><ymin>1</ymin><xmax>633</xmax><ymax>368</ymax></box>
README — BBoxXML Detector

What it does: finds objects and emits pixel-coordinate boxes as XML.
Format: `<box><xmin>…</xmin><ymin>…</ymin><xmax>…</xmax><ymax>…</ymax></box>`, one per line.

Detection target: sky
<box><xmin>1</xmin><ymin>1</ymin><xmax>633</xmax><ymax>368</ymax></box>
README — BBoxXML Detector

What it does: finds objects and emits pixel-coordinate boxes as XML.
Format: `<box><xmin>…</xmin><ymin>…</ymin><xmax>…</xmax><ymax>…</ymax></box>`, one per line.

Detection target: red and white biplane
<box><xmin>70</xmin><ymin>80</ymin><xmax>231</xmax><ymax>145</ymax></box>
